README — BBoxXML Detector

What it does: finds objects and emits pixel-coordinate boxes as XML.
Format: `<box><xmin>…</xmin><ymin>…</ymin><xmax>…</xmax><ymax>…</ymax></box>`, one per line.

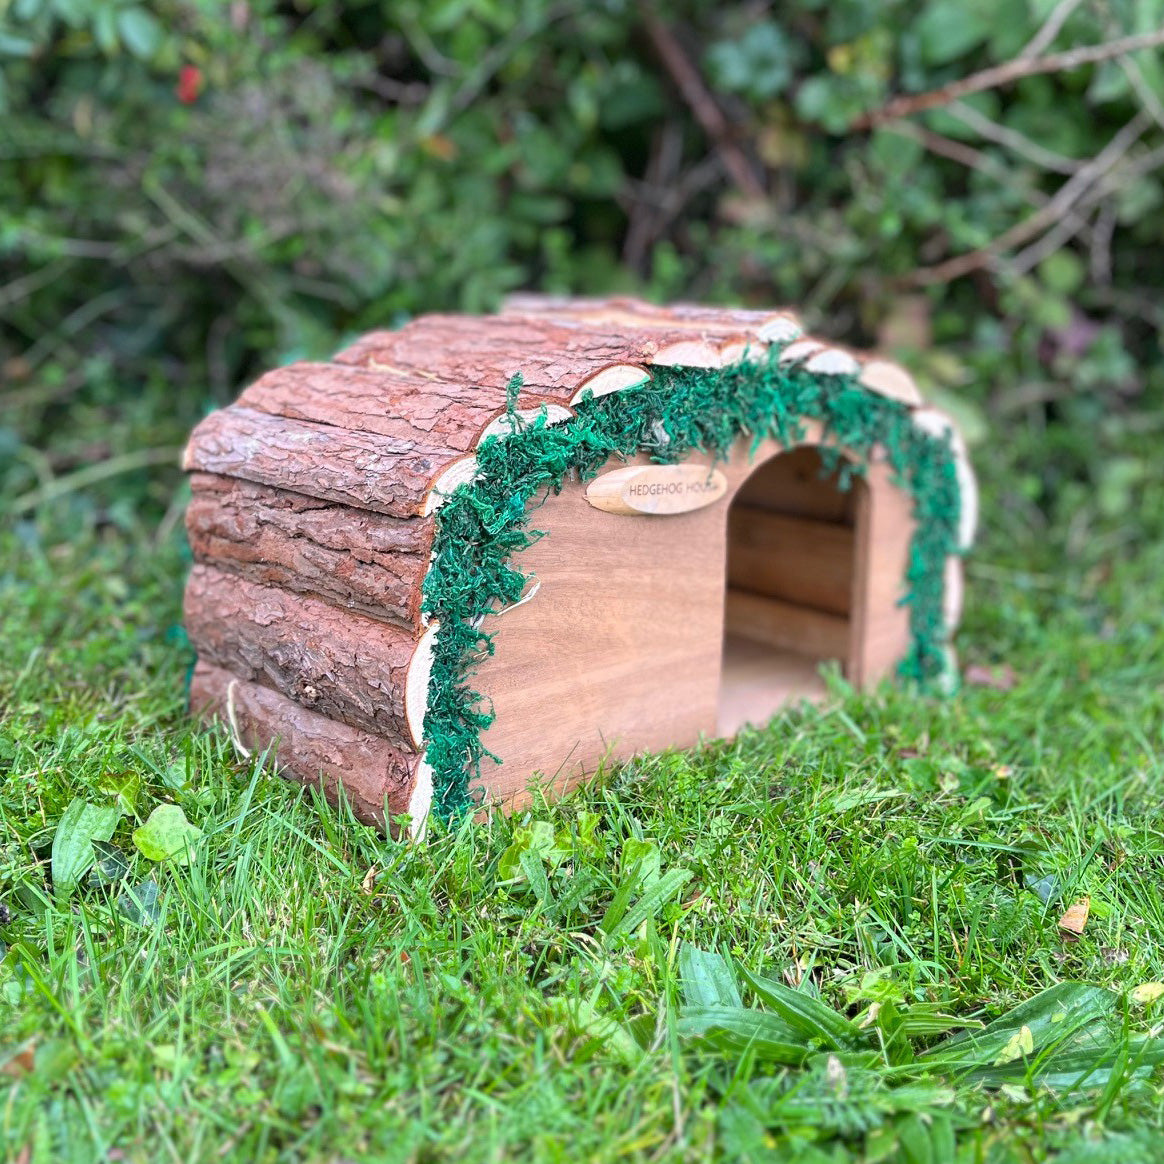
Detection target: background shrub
<box><xmin>2</xmin><ymin>0</ymin><xmax>1162</xmax><ymax>534</ymax></box>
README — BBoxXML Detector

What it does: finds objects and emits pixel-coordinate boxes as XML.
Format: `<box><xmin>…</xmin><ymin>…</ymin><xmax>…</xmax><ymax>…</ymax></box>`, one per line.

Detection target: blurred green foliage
<box><xmin>1</xmin><ymin>0</ymin><xmax>1162</xmax><ymax>524</ymax></box>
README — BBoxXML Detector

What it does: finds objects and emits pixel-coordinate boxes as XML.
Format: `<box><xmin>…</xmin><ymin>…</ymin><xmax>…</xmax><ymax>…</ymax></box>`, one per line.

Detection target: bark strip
<box><xmin>183</xmin><ymin>405</ymin><xmax>451</xmax><ymax>517</ymax></box>
<box><xmin>186</xmin><ymin>474</ymin><xmax>432</xmax><ymax>630</ymax></box>
<box><xmin>190</xmin><ymin>661</ymin><xmax>418</xmax><ymax>832</ymax></box>
<box><xmin>184</xmin><ymin>564</ymin><xmax>420</xmax><ymax>747</ymax></box>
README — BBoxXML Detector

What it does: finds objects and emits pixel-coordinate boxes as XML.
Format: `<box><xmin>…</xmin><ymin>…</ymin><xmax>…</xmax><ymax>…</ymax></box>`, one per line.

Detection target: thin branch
<box><xmin>885</xmin><ymin>121</ymin><xmax>1093</xmax><ymax>238</ymax></box>
<box><xmin>946</xmin><ymin>100</ymin><xmax>1082</xmax><ymax>174</ymax></box>
<box><xmin>0</xmin><ymin>259</ymin><xmax>73</xmax><ymax>311</ymax></box>
<box><xmin>854</xmin><ymin>28</ymin><xmax>1164</xmax><ymax>129</ymax></box>
<box><xmin>1089</xmin><ymin>201</ymin><xmax>1116</xmax><ymax>285</ymax></box>
<box><xmin>902</xmin><ymin>111</ymin><xmax>1149</xmax><ymax>285</ymax></box>
<box><xmin>6</xmin><ymin>447</ymin><xmax>183</xmax><ymax>515</ymax></box>
<box><xmin>1021</xmin><ymin>0</ymin><xmax>1087</xmax><ymax>58</ymax></box>
<box><xmin>639</xmin><ymin>4</ymin><xmax>766</xmax><ymax>200</ymax></box>
<box><xmin>1120</xmin><ymin>56</ymin><xmax>1164</xmax><ymax>131</ymax></box>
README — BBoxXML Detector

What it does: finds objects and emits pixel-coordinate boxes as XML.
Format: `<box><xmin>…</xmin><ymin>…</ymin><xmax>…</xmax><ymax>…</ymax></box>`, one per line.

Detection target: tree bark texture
<box><xmin>184</xmin><ymin>564</ymin><xmax>421</xmax><ymax>748</ymax></box>
<box><xmin>190</xmin><ymin>661</ymin><xmax>418</xmax><ymax>832</ymax></box>
<box><xmin>186</xmin><ymin>473</ymin><xmax>432</xmax><ymax>630</ymax></box>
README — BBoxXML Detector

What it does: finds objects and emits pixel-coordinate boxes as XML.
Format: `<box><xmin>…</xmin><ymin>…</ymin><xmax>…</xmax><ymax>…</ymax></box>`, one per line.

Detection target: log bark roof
<box><xmin>182</xmin><ymin>296</ymin><xmax>825</xmax><ymax>518</ymax></box>
<box><xmin>181</xmin><ymin>296</ymin><xmax>959</xmax><ymax>640</ymax></box>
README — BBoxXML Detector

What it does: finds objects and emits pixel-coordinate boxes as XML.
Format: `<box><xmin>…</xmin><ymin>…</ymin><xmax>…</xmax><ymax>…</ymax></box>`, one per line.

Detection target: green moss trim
<box><xmin>420</xmin><ymin>353</ymin><xmax>962</xmax><ymax>823</ymax></box>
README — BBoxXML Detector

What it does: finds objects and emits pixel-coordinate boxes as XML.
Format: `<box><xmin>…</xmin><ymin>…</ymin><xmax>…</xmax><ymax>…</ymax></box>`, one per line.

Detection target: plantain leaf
<box><xmin>738</xmin><ymin>964</ymin><xmax>860</xmax><ymax>1049</ymax></box>
<box><xmin>51</xmin><ymin>798</ymin><xmax>121</xmax><ymax>895</ymax></box>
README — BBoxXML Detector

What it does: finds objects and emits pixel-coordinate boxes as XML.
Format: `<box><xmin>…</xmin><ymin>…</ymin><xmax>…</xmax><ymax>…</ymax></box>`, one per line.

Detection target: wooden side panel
<box><xmin>849</xmin><ymin>454</ymin><xmax>915</xmax><ymax>686</ymax></box>
<box><xmin>190</xmin><ymin>662</ymin><xmax>419</xmax><ymax>832</ymax></box>
<box><xmin>471</xmin><ymin>428</ymin><xmax>915</xmax><ymax>809</ymax></box>
<box><xmin>470</xmin><ymin>452</ymin><xmax>729</xmax><ymax>810</ymax></box>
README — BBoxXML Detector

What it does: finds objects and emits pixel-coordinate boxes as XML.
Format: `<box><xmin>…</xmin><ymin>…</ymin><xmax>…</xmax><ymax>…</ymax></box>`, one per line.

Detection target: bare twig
<box><xmin>1120</xmin><ymin>56</ymin><xmax>1164</xmax><ymax>131</ymax></box>
<box><xmin>639</xmin><ymin>4</ymin><xmax>766</xmax><ymax>200</ymax></box>
<box><xmin>0</xmin><ymin>259</ymin><xmax>72</xmax><ymax>311</ymax></box>
<box><xmin>622</xmin><ymin>121</ymin><xmax>685</xmax><ymax>270</ymax></box>
<box><xmin>885</xmin><ymin>121</ymin><xmax>1093</xmax><ymax>239</ymax></box>
<box><xmin>1088</xmin><ymin>201</ymin><xmax>1116</xmax><ymax>284</ymax></box>
<box><xmin>1021</xmin><ymin>0</ymin><xmax>1087</xmax><ymax>58</ymax></box>
<box><xmin>902</xmin><ymin>112</ymin><xmax>1150</xmax><ymax>285</ymax></box>
<box><xmin>946</xmin><ymin>100</ymin><xmax>1082</xmax><ymax>174</ymax></box>
<box><xmin>6</xmin><ymin>447</ymin><xmax>183</xmax><ymax>515</ymax></box>
<box><xmin>854</xmin><ymin>29</ymin><xmax>1164</xmax><ymax>129</ymax></box>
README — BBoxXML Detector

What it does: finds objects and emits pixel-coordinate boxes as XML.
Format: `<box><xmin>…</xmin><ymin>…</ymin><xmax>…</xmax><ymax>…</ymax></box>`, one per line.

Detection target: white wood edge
<box><xmin>944</xmin><ymin>555</ymin><xmax>965</xmax><ymax>635</ymax></box>
<box><xmin>778</xmin><ymin>340</ymin><xmax>825</xmax><ymax>365</ymax></box>
<box><xmin>406</xmin><ymin>758</ymin><xmax>433</xmax><ymax>840</ymax></box>
<box><xmin>805</xmin><ymin>348</ymin><xmax>861</xmax><ymax>376</ymax></box>
<box><xmin>858</xmin><ymin>359</ymin><xmax>924</xmax><ymax>407</ymax></box>
<box><xmin>568</xmin><ymin>364</ymin><xmax>651</xmax><ymax>405</ymax></box>
<box><xmin>649</xmin><ymin>340</ymin><xmax>722</xmax><ymax>368</ymax></box>
<box><xmin>938</xmin><ymin>644</ymin><xmax>960</xmax><ymax>696</ymax></box>
<box><xmin>404</xmin><ymin>621</ymin><xmax>439</xmax><ymax>750</ymax></box>
<box><xmin>756</xmin><ymin>315</ymin><xmax>803</xmax><ymax>343</ymax></box>
<box><xmin>476</xmin><ymin>404</ymin><xmax>575</xmax><ymax>445</ymax></box>
<box><xmin>423</xmin><ymin>456</ymin><xmax>480</xmax><ymax>516</ymax></box>
<box><xmin>719</xmin><ymin>339</ymin><xmax>769</xmax><ymax>365</ymax></box>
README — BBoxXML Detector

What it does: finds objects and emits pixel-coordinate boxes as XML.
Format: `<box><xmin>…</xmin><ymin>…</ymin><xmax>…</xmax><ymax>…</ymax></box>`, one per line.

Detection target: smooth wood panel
<box><xmin>724</xmin><ymin>588</ymin><xmax>850</xmax><ymax>660</ymax></box>
<box><xmin>727</xmin><ymin>506</ymin><xmax>853</xmax><ymax>616</ymax></box>
<box><xmin>849</xmin><ymin>453</ymin><xmax>915</xmax><ymax>685</ymax></box>
<box><xmin>471</xmin><ymin>424</ymin><xmax>905</xmax><ymax>811</ymax></box>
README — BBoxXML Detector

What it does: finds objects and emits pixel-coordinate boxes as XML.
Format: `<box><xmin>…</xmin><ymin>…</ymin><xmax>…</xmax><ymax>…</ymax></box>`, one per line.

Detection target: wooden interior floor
<box><xmin>716</xmin><ymin>633</ymin><xmax>829</xmax><ymax>737</ymax></box>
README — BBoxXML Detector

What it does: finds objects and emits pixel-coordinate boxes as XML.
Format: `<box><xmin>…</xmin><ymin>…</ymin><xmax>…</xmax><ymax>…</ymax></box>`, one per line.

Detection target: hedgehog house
<box><xmin>184</xmin><ymin>296</ymin><xmax>976</xmax><ymax>834</ymax></box>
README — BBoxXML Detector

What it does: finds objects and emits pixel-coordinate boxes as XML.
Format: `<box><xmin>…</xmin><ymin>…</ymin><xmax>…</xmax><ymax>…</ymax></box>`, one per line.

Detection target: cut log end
<box><xmin>568</xmin><ymin>364</ymin><xmax>651</xmax><ymax>405</ymax></box>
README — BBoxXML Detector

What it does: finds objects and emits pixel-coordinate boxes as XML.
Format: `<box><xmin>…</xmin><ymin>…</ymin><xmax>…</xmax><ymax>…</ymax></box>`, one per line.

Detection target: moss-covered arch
<box><xmin>420</xmin><ymin>352</ymin><xmax>963</xmax><ymax>823</ymax></box>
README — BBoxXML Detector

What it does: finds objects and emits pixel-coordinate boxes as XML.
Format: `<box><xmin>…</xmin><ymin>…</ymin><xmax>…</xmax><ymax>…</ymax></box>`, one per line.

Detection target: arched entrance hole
<box><xmin>717</xmin><ymin>447</ymin><xmax>864</xmax><ymax>734</ymax></box>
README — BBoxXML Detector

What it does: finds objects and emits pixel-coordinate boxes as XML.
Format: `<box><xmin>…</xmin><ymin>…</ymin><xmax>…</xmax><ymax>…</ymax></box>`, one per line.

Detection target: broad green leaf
<box><xmin>118</xmin><ymin>878</ymin><xmax>161</xmax><ymax>926</ymax></box>
<box><xmin>552</xmin><ymin>996</ymin><xmax>643</xmax><ymax>1066</ymax></box>
<box><xmin>679</xmin><ymin>943</ymin><xmax>743</xmax><ymax>1010</ymax></box>
<box><xmin>498</xmin><ymin>820</ymin><xmax>565</xmax><ymax>882</ymax></box>
<box><xmin>132</xmin><ymin>804</ymin><xmax>202</xmax><ymax>864</ymax></box>
<box><xmin>116</xmin><ymin>7</ymin><xmax>162</xmax><ymax>59</ymax></box>
<box><xmin>926</xmin><ymin>981</ymin><xmax>1115</xmax><ymax>1066</ymax></box>
<box><xmin>678</xmin><ymin>1004</ymin><xmax>809</xmax><ymax>1064</ymax></box>
<box><xmin>518</xmin><ymin>846</ymin><xmax>553</xmax><ymax>908</ymax></box>
<box><xmin>738</xmin><ymin>964</ymin><xmax>859</xmax><ymax>1048</ymax></box>
<box><xmin>602</xmin><ymin>867</ymin><xmax>690</xmax><ymax>939</ymax></box>
<box><xmin>51</xmin><ymin>798</ymin><xmax>121</xmax><ymax>894</ymax></box>
<box><xmin>88</xmin><ymin>840</ymin><xmax>130</xmax><ymax>886</ymax></box>
<box><xmin>620</xmin><ymin>837</ymin><xmax>660</xmax><ymax>881</ymax></box>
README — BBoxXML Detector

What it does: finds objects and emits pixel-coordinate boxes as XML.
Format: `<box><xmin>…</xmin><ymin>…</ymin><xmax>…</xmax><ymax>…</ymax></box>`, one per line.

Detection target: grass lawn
<box><xmin>2</xmin><ymin>393</ymin><xmax>1163</xmax><ymax>1162</ymax></box>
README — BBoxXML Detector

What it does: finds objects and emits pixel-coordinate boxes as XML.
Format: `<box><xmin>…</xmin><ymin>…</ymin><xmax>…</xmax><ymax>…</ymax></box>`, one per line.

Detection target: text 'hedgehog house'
<box><xmin>183</xmin><ymin>296</ymin><xmax>977</xmax><ymax>835</ymax></box>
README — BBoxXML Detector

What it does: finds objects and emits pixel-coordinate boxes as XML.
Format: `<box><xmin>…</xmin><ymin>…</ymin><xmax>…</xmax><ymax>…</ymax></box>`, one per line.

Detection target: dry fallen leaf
<box><xmin>1058</xmin><ymin>897</ymin><xmax>1090</xmax><ymax>936</ymax></box>
<box><xmin>1130</xmin><ymin>982</ymin><xmax>1164</xmax><ymax>1005</ymax></box>
<box><xmin>965</xmin><ymin>663</ymin><xmax>1018</xmax><ymax>691</ymax></box>
<box><xmin>1</xmin><ymin>1042</ymin><xmax>35</xmax><ymax>1078</ymax></box>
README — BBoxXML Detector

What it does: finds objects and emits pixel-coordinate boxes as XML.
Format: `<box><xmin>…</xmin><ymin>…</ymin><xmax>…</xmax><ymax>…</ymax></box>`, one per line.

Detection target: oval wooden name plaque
<box><xmin>585</xmin><ymin>464</ymin><xmax>728</xmax><ymax>516</ymax></box>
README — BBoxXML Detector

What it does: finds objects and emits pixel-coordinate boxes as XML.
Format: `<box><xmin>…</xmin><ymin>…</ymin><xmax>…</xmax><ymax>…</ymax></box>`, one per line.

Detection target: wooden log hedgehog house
<box><xmin>183</xmin><ymin>296</ymin><xmax>976</xmax><ymax>835</ymax></box>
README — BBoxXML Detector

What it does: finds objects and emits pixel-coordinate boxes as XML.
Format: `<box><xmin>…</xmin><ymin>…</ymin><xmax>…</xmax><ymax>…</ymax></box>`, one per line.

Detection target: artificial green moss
<box><xmin>420</xmin><ymin>353</ymin><xmax>962</xmax><ymax>823</ymax></box>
